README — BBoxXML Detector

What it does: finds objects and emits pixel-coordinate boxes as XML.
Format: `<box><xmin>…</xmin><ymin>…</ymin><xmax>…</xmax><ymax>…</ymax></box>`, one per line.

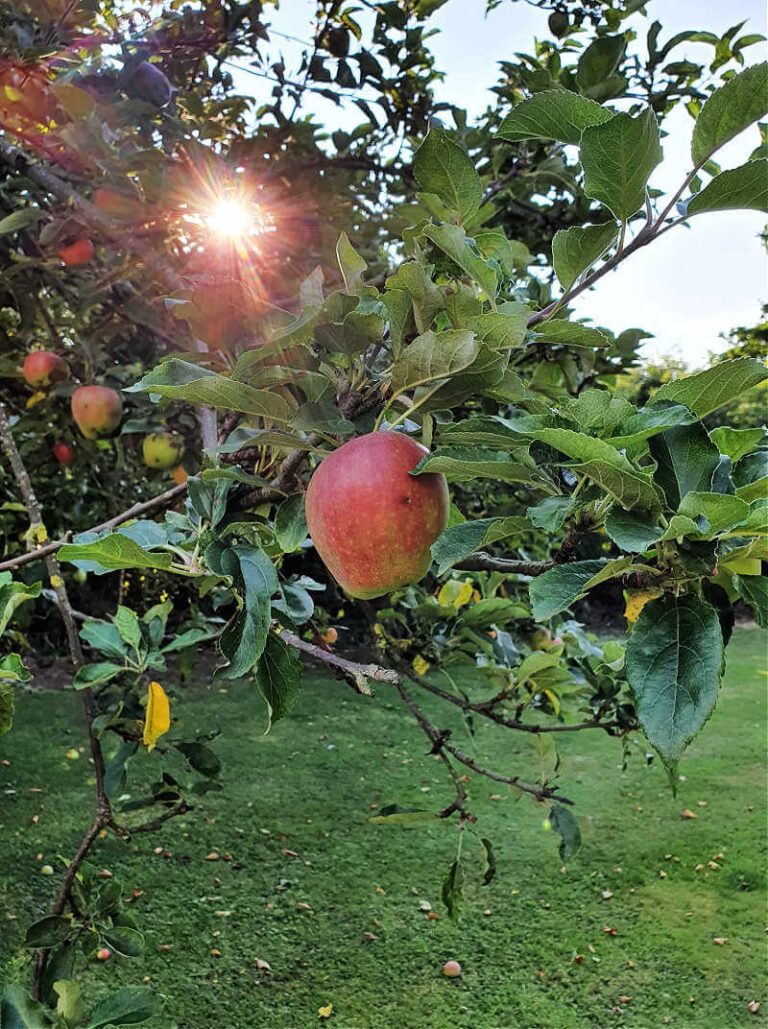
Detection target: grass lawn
<box><xmin>0</xmin><ymin>626</ymin><xmax>765</xmax><ymax>1029</ymax></box>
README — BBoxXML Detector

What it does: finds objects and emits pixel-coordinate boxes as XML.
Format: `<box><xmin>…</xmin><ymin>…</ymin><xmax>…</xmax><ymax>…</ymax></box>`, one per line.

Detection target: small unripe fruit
<box><xmin>171</xmin><ymin>464</ymin><xmax>188</xmax><ymax>485</ymax></box>
<box><xmin>23</xmin><ymin>351</ymin><xmax>69</xmax><ymax>387</ymax></box>
<box><xmin>548</xmin><ymin>10</ymin><xmax>569</xmax><ymax>37</ymax></box>
<box><xmin>142</xmin><ymin>432</ymin><xmax>184</xmax><ymax>470</ymax></box>
<box><xmin>40</xmin><ymin>864</ymin><xmax>54</xmax><ymax>876</ymax></box>
<box><xmin>528</xmin><ymin>627</ymin><xmax>552</xmax><ymax>652</ymax></box>
<box><xmin>71</xmin><ymin>385</ymin><xmax>123</xmax><ymax>439</ymax></box>
<box><xmin>321</xmin><ymin>627</ymin><xmax>338</xmax><ymax>645</ymax></box>
<box><xmin>53</xmin><ymin>441</ymin><xmax>76</xmax><ymax>466</ymax></box>
<box><xmin>442</xmin><ymin>960</ymin><xmax>461</xmax><ymax>977</ymax></box>
<box><xmin>96</xmin><ymin>948</ymin><xmax>111</xmax><ymax>962</ymax></box>
<box><xmin>58</xmin><ymin>239</ymin><xmax>94</xmax><ymax>266</ymax></box>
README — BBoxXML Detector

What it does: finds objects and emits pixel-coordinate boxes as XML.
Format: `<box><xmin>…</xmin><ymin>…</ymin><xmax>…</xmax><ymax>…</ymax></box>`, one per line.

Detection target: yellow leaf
<box><xmin>26</xmin><ymin>391</ymin><xmax>46</xmax><ymax>408</ymax></box>
<box><xmin>437</xmin><ymin>578</ymin><xmax>473</xmax><ymax>609</ymax></box>
<box><xmin>412</xmin><ymin>655</ymin><xmax>430</xmax><ymax>676</ymax></box>
<box><xmin>33</xmin><ymin>525</ymin><xmax>48</xmax><ymax>544</ymax></box>
<box><xmin>542</xmin><ymin>688</ymin><xmax>560</xmax><ymax>716</ymax></box>
<box><xmin>49</xmin><ymin>574</ymin><xmax>63</xmax><ymax>588</ymax></box>
<box><xmin>143</xmin><ymin>681</ymin><xmax>170</xmax><ymax>751</ymax></box>
<box><xmin>318</xmin><ymin>1004</ymin><xmax>333</xmax><ymax>1019</ymax></box>
<box><xmin>624</xmin><ymin>588</ymin><xmax>662</xmax><ymax>623</ymax></box>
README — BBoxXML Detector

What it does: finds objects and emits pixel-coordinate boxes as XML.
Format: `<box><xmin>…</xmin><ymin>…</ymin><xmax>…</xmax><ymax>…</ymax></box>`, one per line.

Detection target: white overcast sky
<box><xmin>242</xmin><ymin>0</ymin><xmax>766</xmax><ymax>367</ymax></box>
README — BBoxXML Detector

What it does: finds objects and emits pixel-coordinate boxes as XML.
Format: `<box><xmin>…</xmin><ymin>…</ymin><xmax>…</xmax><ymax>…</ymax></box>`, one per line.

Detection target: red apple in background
<box><xmin>23</xmin><ymin>351</ymin><xmax>69</xmax><ymax>387</ymax></box>
<box><xmin>442</xmin><ymin>961</ymin><xmax>461</xmax><ymax>977</ymax></box>
<box><xmin>52</xmin><ymin>441</ymin><xmax>75</xmax><ymax>466</ymax></box>
<box><xmin>58</xmin><ymin>238</ymin><xmax>94</xmax><ymax>266</ymax></box>
<box><xmin>305</xmin><ymin>432</ymin><xmax>449</xmax><ymax>600</ymax></box>
<box><xmin>71</xmin><ymin>385</ymin><xmax>123</xmax><ymax>438</ymax></box>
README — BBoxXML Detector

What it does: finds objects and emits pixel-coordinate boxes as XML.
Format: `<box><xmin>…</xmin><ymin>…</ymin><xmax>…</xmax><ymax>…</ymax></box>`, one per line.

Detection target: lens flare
<box><xmin>205</xmin><ymin>197</ymin><xmax>255</xmax><ymax>239</ymax></box>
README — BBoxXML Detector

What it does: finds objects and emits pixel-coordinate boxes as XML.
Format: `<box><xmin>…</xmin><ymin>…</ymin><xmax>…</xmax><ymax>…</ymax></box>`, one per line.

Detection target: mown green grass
<box><xmin>1</xmin><ymin>627</ymin><xmax>765</xmax><ymax>1029</ymax></box>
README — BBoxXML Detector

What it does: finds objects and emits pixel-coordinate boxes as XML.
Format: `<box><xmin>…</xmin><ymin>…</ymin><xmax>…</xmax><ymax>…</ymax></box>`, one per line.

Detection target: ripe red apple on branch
<box><xmin>71</xmin><ymin>385</ymin><xmax>123</xmax><ymax>439</ymax></box>
<box><xmin>52</xmin><ymin>441</ymin><xmax>75</xmax><ymax>466</ymax></box>
<box><xmin>58</xmin><ymin>239</ymin><xmax>94</xmax><ymax>266</ymax></box>
<box><xmin>305</xmin><ymin>432</ymin><xmax>449</xmax><ymax>600</ymax></box>
<box><xmin>22</xmin><ymin>350</ymin><xmax>69</xmax><ymax>387</ymax></box>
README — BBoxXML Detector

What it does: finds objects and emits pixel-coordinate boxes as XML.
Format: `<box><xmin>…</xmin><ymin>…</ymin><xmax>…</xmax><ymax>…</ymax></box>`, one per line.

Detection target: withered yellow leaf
<box><xmin>143</xmin><ymin>681</ymin><xmax>170</xmax><ymax>751</ymax></box>
<box><xmin>318</xmin><ymin>1004</ymin><xmax>333</xmax><ymax>1019</ymax></box>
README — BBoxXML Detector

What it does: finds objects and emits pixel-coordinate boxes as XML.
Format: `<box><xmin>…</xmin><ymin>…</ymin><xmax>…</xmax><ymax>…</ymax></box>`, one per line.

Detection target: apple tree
<box><xmin>0</xmin><ymin>0</ymin><xmax>766</xmax><ymax>1022</ymax></box>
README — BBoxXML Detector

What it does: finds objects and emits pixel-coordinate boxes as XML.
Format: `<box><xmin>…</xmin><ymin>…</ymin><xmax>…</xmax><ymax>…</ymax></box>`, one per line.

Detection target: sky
<box><xmin>237</xmin><ymin>0</ymin><xmax>766</xmax><ymax>367</ymax></box>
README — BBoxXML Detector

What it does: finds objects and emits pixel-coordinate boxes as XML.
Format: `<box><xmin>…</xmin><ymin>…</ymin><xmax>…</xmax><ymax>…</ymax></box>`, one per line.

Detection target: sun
<box><xmin>205</xmin><ymin>197</ymin><xmax>256</xmax><ymax>239</ymax></box>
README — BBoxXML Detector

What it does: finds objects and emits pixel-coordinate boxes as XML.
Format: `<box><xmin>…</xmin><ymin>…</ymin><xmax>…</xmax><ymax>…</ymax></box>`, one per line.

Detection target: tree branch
<box><xmin>277</xmin><ymin>629</ymin><xmax>399</xmax><ymax>695</ymax></box>
<box><xmin>454</xmin><ymin>553</ymin><xmax>554</xmax><ymax>575</ymax></box>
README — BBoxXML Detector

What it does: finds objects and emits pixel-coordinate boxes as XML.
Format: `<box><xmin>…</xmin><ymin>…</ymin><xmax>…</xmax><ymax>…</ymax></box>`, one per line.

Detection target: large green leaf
<box><xmin>733</xmin><ymin>574</ymin><xmax>768</xmax><ymax>627</ymax></box>
<box><xmin>126</xmin><ymin>359</ymin><xmax>293</xmax><ymax>424</ymax></box>
<box><xmin>532</xmin><ymin>319</ymin><xmax>611</xmax><ymax>349</ymax></box>
<box><xmin>509</xmin><ymin>426</ymin><xmax>659</xmax><ymax>509</ymax></box>
<box><xmin>651</xmin><ymin>358</ymin><xmax>768</xmax><ymax>417</ymax></box>
<box><xmin>86</xmin><ymin>986</ymin><xmax>162</xmax><ymax>1028</ymax></box>
<box><xmin>496</xmin><ymin>89</ymin><xmax>613</xmax><ymax>144</ymax></box>
<box><xmin>529</xmin><ymin>560</ymin><xmax>608</xmax><ymax>620</ymax></box>
<box><xmin>439</xmin><ymin>415</ymin><xmax>523</xmax><ymax>448</ymax></box>
<box><xmin>1</xmin><ymin>985</ymin><xmax>52</xmax><ymax>1028</ymax></box>
<box><xmin>385</xmin><ymin>261</ymin><xmax>445</xmax><ymax>333</ymax></box>
<box><xmin>422</xmin><ymin>346</ymin><xmax>509</xmax><ymax>410</ymax></box>
<box><xmin>0</xmin><ymin>654</ymin><xmax>31</xmax><ymax>685</ymax></box>
<box><xmin>575</xmin><ymin>34</ymin><xmax>626</xmax><ymax>95</ymax></box>
<box><xmin>254</xmin><ymin>633</ymin><xmax>304</xmax><ymax>734</ymax></box>
<box><xmin>709</xmin><ymin>426</ymin><xmax>765</xmax><ymax>463</ymax></box>
<box><xmin>413</xmin><ymin>126</ymin><xmax>482</xmax><ymax>222</ymax></box>
<box><xmin>412</xmin><ymin>447</ymin><xmax>541</xmax><ymax>486</ymax></box>
<box><xmin>422</xmin><ymin>224</ymin><xmax>497</xmax><ymax>307</ymax></box>
<box><xmin>551</xmin><ymin>221</ymin><xmax>618</xmax><ymax>290</ymax></box>
<box><xmin>626</xmin><ymin>594</ymin><xmax>723</xmax><ymax>769</ymax></box>
<box><xmin>606</xmin><ymin>401</ymin><xmax>698</xmax><ymax>451</ymax></box>
<box><xmin>691</xmin><ymin>61</ymin><xmax>768</xmax><ymax>164</ymax></box>
<box><xmin>603</xmin><ymin>507</ymin><xmax>662</xmax><ymax>552</ymax></box>
<box><xmin>59</xmin><ymin>534</ymin><xmax>174</xmax><ymax>573</ymax></box>
<box><xmin>431</xmin><ymin>516</ymin><xmax>529</xmax><ymax>575</ymax></box>
<box><xmin>469</xmin><ymin>304</ymin><xmax>531</xmax><ymax>349</ymax></box>
<box><xmin>687</xmin><ymin>160</ymin><xmax>768</xmax><ymax>216</ymax></box>
<box><xmin>73</xmin><ymin>663</ymin><xmax>126</xmax><ymax>690</ymax></box>
<box><xmin>649</xmin><ymin>424</ymin><xmax>720</xmax><ymax>508</ymax></box>
<box><xmin>0</xmin><ymin>576</ymin><xmax>41</xmax><ymax>636</ymax></box>
<box><xmin>274</xmin><ymin>495</ymin><xmax>307</xmax><ymax>553</ymax></box>
<box><xmin>677</xmin><ymin>492</ymin><xmax>750</xmax><ymax>538</ymax></box>
<box><xmin>549</xmin><ymin>805</ymin><xmax>581</xmax><ymax>862</ymax></box>
<box><xmin>390</xmin><ymin>329</ymin><xmax>478</xmax><ymax>393</ymax></box>
<box><xmin>580</xmin><ymin>108</ymin><xmax>663</xmax><ymax>220</ymax></box>
<box><xmin>206</xmin><ymin>544</ymin><xmax>278</xmax><ymax>679</ymax></box>
<box><xmin>335</xmin><ymin>232</ymin><xmax>367</xmax><ymax>294</ymax></box>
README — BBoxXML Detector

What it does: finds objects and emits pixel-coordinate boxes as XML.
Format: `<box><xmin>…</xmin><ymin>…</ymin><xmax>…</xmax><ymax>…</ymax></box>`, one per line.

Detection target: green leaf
<box><xmin>509</xmin><ymin>426</ymin><xmax>659</xmax><ymax>509</ymax></box>
<box><xmin>549</xmin><ymin>805</ymin><xmax>582</xmax><ymax>862</ymax></box>
<box><xmin>254</xmin><ymin>633</ymin><xmax>303</xmax><ymax>734</ymax></box>
<box><xmin>439</xmin><ymin>415</ymin><xmax>523</xmax><ymax>448</ymax></box>
<box><xmin>576</xmin><ymin>35</ymin><xmax>626</xmax><ymax>93</ymax></box>
<box><xmin>626</xmin><ymin>594</ymin><xmax>723</xmax><ymax>770</ymax></box>
<box><xmin>677</xmin><ymin>492</ymin><xmax>750</xmax><ymax>538</ymax></box>
<box><xmin>459</xmin><ymin>597</ymin><xmax>528</xmax><ymax>629</ymax></box>
<box><xmin>561</xmin><ymin>390</ymin><xmax>635</xmax><ymax>435</ymax></box>
<box><xmin>53</xmin><ymin>980</ymin><xmax>82</xmax><ymax>1023</ymax></box>
<box><xmin>733</xmin><ymin>575</ymin><xmax>768</xmax><ymax>627</ymax></box>
<box><xmin>649</xmin><ymin>424</ymin><xmax>720</xmax><ymax>507</ymax></box>
<box><xmin>412</xmin><ymin>447</ymin><xmax>541</xmax><ymax>487</ymax></box>
<box><xmin>175</xmin><ymin>741</ymin><xmax>221</xmax><ymax>777</ymax></box>
<box><xmin>734</xmin><ymin>451</ymin><xmax>768</xmax><ymax>504</ymax></box>
<box><xmin>580</xmin><ymin>107</ymin><xmax>663</xmax><ymax>221</ymax></box>
<box><xmin>606</xmin><ymin>400</ymin><xmax>698</xmax><ymax>451</ymax></box>
<box><xmin>469</xmin><ymin>304</ymin><xmax>531</xmax><ymax>349</ymax></box>
<box><xmin>385</xmin><ymin>261</ymin><xmax>445</xmax><ymax>334</ymax></box>
<box><xmin>480</xmin><ymin>837</ymin><xmax>496</xmax><ymax>885</ymax></box>
<box><xmin>422</xmin><ymin>224</ymin><xmax>497</xmax><ymax>307</ymax></box>
<box><xmin>529</xmin><ymin>560</ymin><xmax>610</xmax><ymax>620</ymax></box>
<box><xmin>687</xmin><ymin>160</ymin><xmax>768</xmax><ymax>215</ymax></box>
<box><xmin>160</xmin><ymin>627</ymin><xmax>219</xmax><ymax>653</ymax></box>
<box><xmin>710</xmin><ymin>426</ymin><xmax>765</xmax><ymax>463</ymax></box>
<box><xmin>104</xmin><ymin>742</ymin><xmax>137</xmax><ymax>800</ymax></box>
<box><xmin>59</xmin><ymin>535</ymin><xmax>173</xmax><ymax>573</ymax></box>
<box><xmin>368</xmin><ymin>805</ymin><xmax>439</xmax><ymax>825</ymax></box>
<box><xmin>441</xmin><ymin>857</ymin><xmax>463</xmax><ymax>921</ymax></box>
<box><xmin>335</xmin><ymin>232</ymin><xmax>367</xmax><ymax>294</ymax></box>
<box><xmin>126</xmin><ymin>359</ymin><xmax>293</xmax><ymax>424</ymax></box>
<box><xmin>603</xmin><ymin>507</ymin><xmax>662</xmax><ymax>552</ymax></box>
<box><xmin>390</xmin><ymin>329</ymin><xmax>478</xmax><ymax>393</ymax></box>
<box><xmin>86</xmin><ymin>986</ymin><xmax>162</xmax><ymax>1028</ymax></box>
<box><xmin>497</xmin><ymin>89</ymin><xmax>613</xmax><ymax>144</ymax></box>
<box><xmin>80</xmin><ymin>620</ymin><xmax>129</xmax><ymax>660</ymax></box>
<box><xmin>25</xmin><ymin>916</ymin><xmax>72</xmax><ymax>949</ymax></box>
<box><xmin>413</xmin><ymin>126</ymin><xmax>482</xmax><ymax>221</ymax></box>
<box><xmin>533</xmin><ymin>319</ymin><xmax>611</xmax><ymax>349</ymax></box>
<box><xmin>0</xmin><ymin>208</ymin><xmax>46</xmax><ymax>235</ymax></box>
<box><xmin>207</xmin><ymin>544</ymin><xmax>278</xmax><ymax>679</ymax></box>
<box><xmin>73</xmin><ymin>663</ymin><xmax>126</xmax><ymax>690</ymax></box>
<box><xmin>431</xmin><ymin>516</ymin><xmax>529</xmax><ymax>575</ymax></box>
<box><xmin>0</xmin><ymin>681</ymin><xmax>12</xmax><ymax>734</ymax></box>
<box><xmin>274</xmin><ymin>495</ymin><xmax>308</xmax><ymax>553</ymax></box>
<box><xmin>551</xmin><ymin>221</ymin><xmax>618</xmax><ymax>290</ymax></box>
<box><xmin>1</xmin><ymin>985</ymin><xmax>52</xmax><ymax>1028</ymax></box>
<box><xmin>0</xmin><ymin>578</ymin><xmax>41</xmax><ymax>636</ymax></box>
<box><xmin>526</xmin><ymin>496</ymin><xmax>577</xmax><ymax>532</ymax></box>
<box><xmin>113</xmin><ymin>607</ymin><xmax>142</xmax><ymax>650</ymax></box>
<box><xmin>291</xmin><ymin>402</ymin><xmax>355</xmax><ymax>436</ymax></box>
<box><xmin>651</xmin><ymin>358</ymin><xmax>768</xmax><ymax>417</ymax></box>
<box><xmin>0</xmin><ymin>654</ymin><xmax>31</xmax><ymax>685</ymax></box>
<box><xmin>102</xmin><ymin>926</ymin><xmax>144</xmax><ymax>958</ymax></box>
<box><xmin>692</xmin><ymin>61</ymin><xmax>768</xmax><ymax>164</ymax></box>
<box><xmin>422</xmin><ymin>346</ymin><xmax>509</xmax><ymax>411</ymax></box>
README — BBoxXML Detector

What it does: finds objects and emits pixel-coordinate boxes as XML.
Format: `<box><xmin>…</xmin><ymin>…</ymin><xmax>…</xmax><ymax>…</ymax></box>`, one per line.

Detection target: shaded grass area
<box><xmin>0</xmin><ymin>627</ymin><xmax>765</xmax><ymax>1029</ymax></box>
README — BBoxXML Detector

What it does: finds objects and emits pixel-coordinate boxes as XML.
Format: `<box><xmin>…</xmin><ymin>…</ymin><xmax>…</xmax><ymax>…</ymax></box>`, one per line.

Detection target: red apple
<box><xmin>96</xmin><ymin>948</ymin><xmax>111</xmax><ymax>962</ymax></box>
<box><xmin>305</xmin><ymin>432</ymin><xmax>449</xmax><ymax>600</ymax></box>
<box><xmin>58</xmin><ymin>238</ymin><xmax>94</xmax><ymax>266</ymax></box>
<box><xmin>23</xmin><ymin>351</ymin><xmax>69</xmax><ymax>387</ymax></box>
<box><xmin>442</xmin><ymin>960</ymin><xmax>461</xmax><ymax>977</ymax></box>
<box><xmin>71</xmin><ymin>385</ymin><xmax>123</xmax><ymax>438</ymax></box>
<box><xmin>52</xmin><ymin>440</ymin><xmax>75</xmax><ymax>466</ymax></box>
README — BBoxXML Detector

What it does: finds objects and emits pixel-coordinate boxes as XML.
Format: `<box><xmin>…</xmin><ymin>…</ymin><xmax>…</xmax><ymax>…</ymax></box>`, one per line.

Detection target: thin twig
<box><xmin>454</xmin><ymin>553</ymin><xmax>554</xmax><ymax>575</ymax></box>
<box><xmin>277</xmin><ymin>629</ymin><xmax>399</xmax><ymax>694</ymax></box>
